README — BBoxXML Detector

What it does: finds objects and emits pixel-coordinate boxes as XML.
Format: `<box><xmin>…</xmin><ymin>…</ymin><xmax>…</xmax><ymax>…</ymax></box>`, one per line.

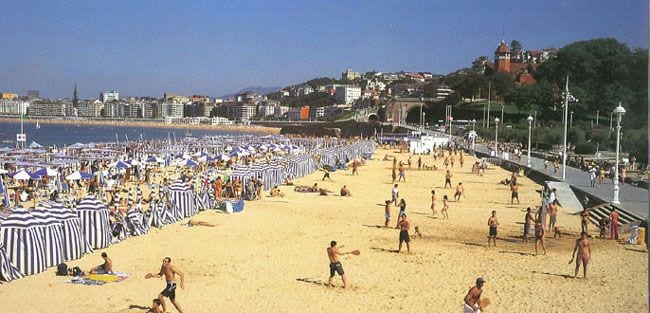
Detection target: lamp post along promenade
<box><xmin>612</xmin><ymin>102</ymin><xmax>625</xmax><ymax>204</ymax></box>
<box><xmin>527</xmin><ymin>115</ymin><xmax>533</xmax><ymax>167</ymax></box>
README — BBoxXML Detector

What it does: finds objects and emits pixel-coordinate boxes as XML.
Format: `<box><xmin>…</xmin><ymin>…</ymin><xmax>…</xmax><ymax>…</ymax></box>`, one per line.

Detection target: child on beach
<box><xmin>151</xmin><ymin>298</ymin><xmax>163</xmax><ymax>313</ymax></box>
<box><xmin>442</xmin><ymin>195</ymin><xmax>449</xmax><ymax>219</ymax></box>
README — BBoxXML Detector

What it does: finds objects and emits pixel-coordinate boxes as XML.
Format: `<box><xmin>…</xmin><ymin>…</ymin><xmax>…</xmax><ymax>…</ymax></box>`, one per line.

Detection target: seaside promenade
<box><xmin>473</xmin><ymin>143</ymin><xmax>649</xmax><ymax>219</ymax></box>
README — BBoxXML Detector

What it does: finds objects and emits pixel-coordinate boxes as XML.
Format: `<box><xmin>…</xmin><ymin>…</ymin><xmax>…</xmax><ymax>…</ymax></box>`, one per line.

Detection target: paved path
<box><xmin>472</xmin><ymin>143</ymin><xmax>649</xmax><ymax>219</ymax></box>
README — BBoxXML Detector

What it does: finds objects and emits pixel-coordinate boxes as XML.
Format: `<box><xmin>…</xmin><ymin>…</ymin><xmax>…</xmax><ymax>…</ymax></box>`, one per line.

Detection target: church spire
<box><xmin>73</xmin><ymin>82</ymin><xmax>79</xmax><ymax>106</ymax></box>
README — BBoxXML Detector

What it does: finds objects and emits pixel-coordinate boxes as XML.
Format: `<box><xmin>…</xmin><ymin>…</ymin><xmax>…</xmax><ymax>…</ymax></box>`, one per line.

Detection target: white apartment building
<box><xmin>28</xmin><ymin>101</ymin><xmax>67</xmax><ymax>116</ymax></box>
<box><xmin>335</xmin><ymin>86</ymin><xmax>361</xmax><ymax>104</ymax></box>
<box><xmin>76</xmin><ymin>101</ymin><xmax>103</xmax><ymax>117</ymax></box>
<box><xmin>235</xmin><ymin>105</ymin><xmax>257</xmax><ymax>121</ymax></box>
<box><xmin>0</xmin><ymin>99</ymin><xmax>29</xmax><ymax>115</ymax></box>
<box><xmin>287</xmin><ymin>107</ymin><xmax>301</xmax><ymax>121</ymax></box>
<box><xmin>436</xmin><ymin>85</ymin><xmax>454</xmax><ymax>100</ymax></box>
<box><xmin>100</xmin><ymin>90</ymin><xmax>120</xmax><ymax>103</ymax></box>
<box><xmin>297</xmin><ymin>85</ymin><xmax>313</xmax><ymax>97</ymax></box>
<box><xmin>162</xmin><ymin>102</ymin><xmax>184</xmax><ymax>118</ymax></box>
<box><xmin>257</xmin><ymin>103</ymin><xmax>275</xmax><ymax>117</ymax></box>
<box><xmin>342</xmin><ymin>69</ymin><xmax>361</xmax><ymax>80</ymax></box>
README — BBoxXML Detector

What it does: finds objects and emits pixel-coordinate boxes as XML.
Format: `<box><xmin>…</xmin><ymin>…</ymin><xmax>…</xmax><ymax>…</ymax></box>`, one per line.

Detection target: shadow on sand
<box><xmin>370</xmin><ymin>247</ymin><xmax>399</xmax><ymax>253</ymax></box>
<box><xmin>532</xmin><ymin>271</ymin><xmax>574</xmax><ymax>279</ymax></box>
<box><xmin>498</xmin><ymin>250</ymin><xmax>534</xmax><ymax>256</ymax></box>
<box><xmin>362</xmin><ymin>224</ymin><xmax>386</xmax><ymax>229</ymax></box>
<box><xmin>296</xmin><ymin>277</ymin><xmax>328</xmax><ymax>287</ymax></box>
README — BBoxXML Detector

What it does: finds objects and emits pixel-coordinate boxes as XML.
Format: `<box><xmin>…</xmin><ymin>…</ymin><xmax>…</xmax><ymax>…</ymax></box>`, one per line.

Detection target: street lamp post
<box><xmin>609</xmin><ymin>112</ymin><xmax>613</xmax><ymax>132</ymax></box>
<box><xmin>527</xmin><ymin>115</ymin><xmax>533</xmax><ymax>167</ymax></box>
<box><xmin>494</xmin><ymin>117</ymin><xmax>500</xmax><ymax>156</ymax></box>
<box><xmin>570</xmin><ymin>111</ymin><xmax>574</xmax><ymax>128</ymax></box>
<box><xmin>596</xmin><ymin>110</ymin><xmax>599</xmax><ymax>125</ymax></box>
<box><xmin>419</xmin><ymin>103</ymin><xmax>423</xmax><ymax>129</ymax></box>
<box><xmin>501</xmin><ymin>103</ymin><xmax>504</xmax><ymax>122</ymax></box>
<box><xmin>471</xmin><ymin>119</ymin><xmax>477</xmax><ymax>155</ymax></box>
<box><xmin>612</xmin><ymin>102</ymin><xmax>626</xmax><ymax>204</ymax></box>
<box><xmin>449</xmin><ymin>116</ymin><xmax>453</xmax><ymax>143</ymax></box>
<box><xmin>482</xmin><ymin>107</ymin><xmax>486</xmax><ymax>128</ymax></box>
<box><xmin>533</xmin><ymin>110</ymin><xmax>537</xmax><ymax>128</ymax></box>
<box><xmin>422</xmin><ymin>112</ymin><xmax>426</xmax><ymax>129</ymax></box>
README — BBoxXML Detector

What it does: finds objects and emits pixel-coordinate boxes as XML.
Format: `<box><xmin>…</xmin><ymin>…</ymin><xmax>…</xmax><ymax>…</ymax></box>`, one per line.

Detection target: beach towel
<box><xmin>66</xmin><ymin>272</ymin><xmax>129</xmax><ymax>285</ymax></box>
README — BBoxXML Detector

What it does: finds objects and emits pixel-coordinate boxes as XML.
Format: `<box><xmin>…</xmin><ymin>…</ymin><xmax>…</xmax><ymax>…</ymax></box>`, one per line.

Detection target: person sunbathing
<box><xmin>270</xmin><ymin>186</ymin><xmax>285</xmax><ymax>197</ymax></box>
<box><xmin>340</xmin><ymin>185</ymin><xmax>351</xmax><ymax>197</ymax></box>
<box><xmin>185</xmin><ymin>219</ymin><xmax>216</xmax><ymax>227</ymax></box>
<box><xmin>90</xmin><ymin>252</ymin><xmax>113</xmax><ymax>274</ymax></box>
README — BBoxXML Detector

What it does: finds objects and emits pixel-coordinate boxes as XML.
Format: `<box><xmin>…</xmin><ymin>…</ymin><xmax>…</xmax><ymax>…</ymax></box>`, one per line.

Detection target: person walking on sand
<box><xmin>397</xmin><ymin>214</ymin><xmax>411</xmax><ymax>254</ymax></box>
<box><xmin>430</xmin><ymin>190</ymin><xmax>436</xmax><ymax>217</ymax></box>
<box><xmin>146</xmin><ymin>257</ymin><xmax>186</xmax><ymax>313</ymax></box>
<box><xmin>569</xmin><ymin>232</ymin><xmax>591</xmax><ymax>279</ymax></box>
<box><xmin>444</xmin><ymin>170</ymin><xmax>452</xmax><ymax>188</ymax></box>
<box><xmin>442</xmin><ymin>195</ymin><xmax>450</xmax><ymax>220</ymax></box>
<box><xmin>581</xmin><ymin>207</ymin><xmax>590</xmax><ymax>236</ymax></box>
<box><xmin>534</xmin><ymin>218</ymin><xmax>546</xmax><ymax>255</ymax></box>
<box><xmin>391</xmin><ymin>167</ymin><xmax>397</xmax><ymax>183</ymax></box>
<box><xmin>398</xmin><ymin>163</ymin><xmax>406</xmax><ymax>182</ymax></box>
<box><xmin>454</xmin><ymin>182</ymin><xmax>464</xmax><ymax>202</ymax></box>
<box><xmin>384</xmin><ymin>200</ymin><xmax>392</xmax><ymax>228</ymax></box>
<box><xmin>327</xmin><ymin>241</ymin><xmax>351</xmax><ymax>289</ymax></box>
<box><xmin>391</xmin><ymin>184</ymin><xmax>399</xmax><ymax>205</ymax></box>
<box><xmin>523</xmin><ymin>207</ymin><xmax>534</xmax><ymax>243</ymax></box>
<box><xmin>487</xmin><ymin>210</ymin><xmax>499</xmax><ymax>247</ymax></box>
<box><xmin>464</xmin><ymin>277</ymin><xmax>485</xmax><ymax>313</ymax></box>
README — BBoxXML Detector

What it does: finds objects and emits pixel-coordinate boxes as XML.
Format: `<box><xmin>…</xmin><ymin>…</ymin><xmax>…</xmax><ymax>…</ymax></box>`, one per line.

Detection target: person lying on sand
<box><xmin>185</xmin><ymin>219</ymin><xmax>216</xmax><ymax>227</ymax></box>
<box><xmin>90</xmin><ymin>252</ymin><xmax>113</xmax><ymax>274</ymax></box>
<box><xmin>269</xmin><ymin>186</ymin><xmax>285</xmax><ymax>197</ymax></box>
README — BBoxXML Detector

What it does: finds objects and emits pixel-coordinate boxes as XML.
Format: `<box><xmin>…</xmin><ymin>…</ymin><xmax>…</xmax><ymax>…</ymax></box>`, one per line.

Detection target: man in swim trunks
<box><xmin>454</xmin><ymin>182</ymin><xmax>464</xmax><ymax>202</ymax></box>
<box><xmin>444</xmin><ymin>170</ymin><xmax>452</xmax><ymax>188</ymax></box>
<box><xmin>510</xmin><ymin>183</ymin><xmax>519</xmax><ymax>204</ymax></box>
<box><xmin>327</xmin><ymin>241</ymin><xmax>351</xmax><ymax>289</ymax></box>
<box><xmin>90</xmin><ymin>252</ymin><xmax>113</xmax><ymax>274</ymax></box>
<box><xmin>464</xmin><ymin>277</ymin><xmax>485</xmax><ymax>313</ymax></box>
<box><xmin>397</xmin><ymin>214</ymin><xmax>411</xmax><ymax>254</ymax></box>
<box><xmin>569</xmin><ymin>232</ymin><xmax>591</xmax><ymax>279</ymax></box>
<box><xmin>534</xmin><ymin>218</ymin><xmax>546</xmax><ymax>255</ymax></box>
<box><xmin>147</xmin><ymin>257</ymin><xmax>186</xmax><ymax>313</ymax></box>
<box><xmin>487</xmin><ymin>210</ymin><xmax>499</xmax><ymax>247</ymax></box>
<box><xmin>548</xmin><ymin>200</ymin><xmax>558</xmax><ymax>232</ymax></box>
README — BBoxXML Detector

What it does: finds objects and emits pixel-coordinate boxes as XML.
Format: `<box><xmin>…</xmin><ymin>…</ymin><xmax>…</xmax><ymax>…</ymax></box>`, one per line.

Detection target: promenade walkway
<box><xmin>473</xmin><ymin>143</ymin><xmax>649</xmax><ymax>219</ymax></box>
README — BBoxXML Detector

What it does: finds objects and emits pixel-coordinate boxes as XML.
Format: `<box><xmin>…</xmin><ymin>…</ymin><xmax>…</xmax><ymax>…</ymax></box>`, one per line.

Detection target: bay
<box><xmin>0</xmin><ymin>121</ymin><xmax>255</xmax><ymax>148</ymax></box>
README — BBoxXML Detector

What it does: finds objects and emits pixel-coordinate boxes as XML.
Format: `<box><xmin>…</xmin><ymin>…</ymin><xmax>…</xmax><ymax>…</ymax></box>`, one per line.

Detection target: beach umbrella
<box><xmin>11</xmin><ymin>169</ymin><xmax>34</xmax><ymax>180</ymax></box>
<box><xmin>110</xmin><ymin>160</ymin><xmax>132</xmax><ymax>169</ymax></box>
<box><xmin>75</xmin><ymin>196</ymin><xmax>112</xmax><ymax>249</ymax></box>
<box><xmin>28</xmin><ymin>142</ymin><xmax>43</xmax><ymax>148</ymax></box>
<box><xmin>31</xmin><ymin>167</ymin><xmax>58</xmax><ymax>178</ymax></box>
<box><xmin>1</xmin><ymin>208</ymin><xmax>47</xmax><ymax>276</ymax></box>
<box><xmin>177</xmin><ymin>159</ymin><xmax>198</xmax><ymax>167</ymax></box>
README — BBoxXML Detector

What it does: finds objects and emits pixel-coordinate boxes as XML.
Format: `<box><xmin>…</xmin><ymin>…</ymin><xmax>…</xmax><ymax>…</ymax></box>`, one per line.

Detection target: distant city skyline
<box><xmin>0</xmin><ymin>0</ymin><xmax>647</xmax><ymax>99</ymax></box>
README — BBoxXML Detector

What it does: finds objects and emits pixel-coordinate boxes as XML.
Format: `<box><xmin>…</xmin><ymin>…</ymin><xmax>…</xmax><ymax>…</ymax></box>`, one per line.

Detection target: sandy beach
<box><xmin>0</xmin><ymin>149</ymin><xmax>646</xmax><ymax>312</ymax></box>
<box><xmin>0</xmin><ymin>117</ymin><xmax>281</xmax><ymax>135</ymax></box>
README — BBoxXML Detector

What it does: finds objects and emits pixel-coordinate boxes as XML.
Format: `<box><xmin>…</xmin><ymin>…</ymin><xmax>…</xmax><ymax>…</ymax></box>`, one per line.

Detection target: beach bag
<box><xmin>56</xmin><ymin>263</ymin><xmax>68</xmax><ymax>276</ymax></box>
<box><xmin>72</xmin><ymin>266</ymin><xmax>84</xmax><ymax>277</ymax></box>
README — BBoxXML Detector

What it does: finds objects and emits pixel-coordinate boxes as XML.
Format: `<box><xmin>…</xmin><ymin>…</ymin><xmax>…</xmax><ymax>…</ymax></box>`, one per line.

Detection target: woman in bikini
<box><xmin>442</xmin><ymin>195</ymin><xmax>449</xmax><ymax>220</ymax></box>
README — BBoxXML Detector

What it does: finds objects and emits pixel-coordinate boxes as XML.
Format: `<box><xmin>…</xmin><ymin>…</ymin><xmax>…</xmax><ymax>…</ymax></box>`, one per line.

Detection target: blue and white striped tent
<box><xmin>147</xmin><ymin>200</ymin><xmax>164</xmax><ymax>228</ymax></box>
<box><xmin>75</xmin><ymin>196</ymin><xmax>112</xmax><ymax>249</ymax></box>
<box><xmin>126</xmin><ymin>207</ymin><xmax>148</xmax><ymax>236</ymax></box>
<box><xmin>30</xmin><ymin>209</ymin><xmax>65</xmax><ymax>268</ymax></box>
<box><xmin>37</xmin><ymin>200</ymin><xmax>93</xmax><ymax>261</ymax></box>
<box><xmin>169</xmin><ymin>180</ymin><xmax>197</xmax><ymax>218</ymax></box>
<box><xmin>0</xmin><ymin>237</ymin><xmax>22</xmax><ymax>283</ymax></box>
<box><xmin>1</xmin><ymin>208</ymin><xmax>47</xmax><ymax>276</ymax></box>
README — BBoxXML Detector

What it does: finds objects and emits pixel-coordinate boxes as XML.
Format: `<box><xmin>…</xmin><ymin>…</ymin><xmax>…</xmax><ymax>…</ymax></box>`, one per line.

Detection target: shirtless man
<box><xmin>510</xmin><ymin>183</ymin><xmax>519</xmax><ymax>204</ymax></box>
<box><xmin>340</xmin><ymin>185</ymin><xmax>351</xmax><ymax>197</ymax></box>
<box><xmin>454</xmin><ymin>183</ymin><xmax>464</xmax><ymax>202</ymax></box>
<box><xmin>327</xmin><ymin>241</ymin><xmax>351</xmax><ymax>289</ymax></box>
<box><xmin>487</xmin><ymin>211</ymin><xmax>499</xmax><ymax>247</ymax></box>
<box><xmin>384</xmin><ymin>200</ymin><xmax>392</xmax><ymax>228</ymax></box>
<box><xmin>464</xmin><ymin>277</ymin><xmax>485</xmax><ymax>313</ymax></box>
<box><xmin>146</xmin><ymin>257</ymin><xmax>185</xmax><ymax>313</ymax></box>
<box><xmin>569</xmin><ymin>232</ymin><xmax>591</xmax><ymax>279</ymax></box>
<box><xmin>397</xmin><ymin>214</ymin><xmax>411</xmax><ymax>254</ymax></box>
<box><xmin>90</xmin><ymin>252</ymin><xmax>113</xmax><ymax>274</ymax></box>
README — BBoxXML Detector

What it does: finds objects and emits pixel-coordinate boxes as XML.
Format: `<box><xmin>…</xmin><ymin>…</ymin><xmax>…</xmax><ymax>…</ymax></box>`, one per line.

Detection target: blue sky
<box><xmin>0</xmin><ymin>0</ymin><xmax>647</xmax><ymax>99</ymax></box>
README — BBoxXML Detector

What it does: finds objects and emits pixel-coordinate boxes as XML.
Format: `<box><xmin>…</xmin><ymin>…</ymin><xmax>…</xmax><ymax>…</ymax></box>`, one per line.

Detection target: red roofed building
<box><xmin>493</xmin><ymin>40</ymin><xmax>538</xmax><ymax>85</ymax></box>
<box><xmin>494</xmin><ymin>41</ymin><xmax>511</xmax><ymax>73</ymax></box>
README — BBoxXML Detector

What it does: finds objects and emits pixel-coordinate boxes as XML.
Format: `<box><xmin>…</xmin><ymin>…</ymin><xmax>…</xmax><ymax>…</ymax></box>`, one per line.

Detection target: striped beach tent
<box><xmin>1</xmin><ymin>208</ymin><xmax>47</xmax><ymax>276</ymax></box>
<box><xmin>75</xmin><ymin>196</ymin><xmax>112</xmax><ymax>249</ymax></box>
<box><xmin>147</xmin><ymin>200</ymin><xmax>164</xmax><ymax>228</ymax></box>
<box><xmin>0</xmin><ymin>237</ymin><xmax>22</xmax><ymax>282</ymax></box>
<box><xmin>126</xmin><ymin>207</ymin><xmax>148</xmax><ymax>236</ymax></box>
<box><xmin>169</xmin><ymin>180</ymin><xmax>197</xmax><ymax>218</ymax></box>
<box><xmin>30</xmin><ymin>209</ymin><xmax>65</xmax><ymax>268</ymax></box>
<box><xmin>37</xmin><ymin>200</ymin><xmax>93</xmax><ymax>260</ymax></box>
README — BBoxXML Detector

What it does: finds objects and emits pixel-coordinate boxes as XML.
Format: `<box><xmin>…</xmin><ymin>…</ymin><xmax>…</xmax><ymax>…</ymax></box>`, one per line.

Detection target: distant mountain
<box><xmin>219</xmin><ymin>86</ymin><xmax>282</xmax><ymax>99</ymax></box>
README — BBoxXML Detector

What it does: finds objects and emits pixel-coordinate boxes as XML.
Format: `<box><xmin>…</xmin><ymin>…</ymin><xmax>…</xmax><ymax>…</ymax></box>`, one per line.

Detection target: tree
<box><xmin>510</xmin><ymin>40</ymin><xmax>522</xmax><ymax>53</ymax></box>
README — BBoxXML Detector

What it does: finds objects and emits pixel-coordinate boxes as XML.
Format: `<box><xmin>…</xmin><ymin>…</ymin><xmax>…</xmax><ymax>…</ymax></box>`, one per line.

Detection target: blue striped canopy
<box><xmin>1</xmin><ymin>208</ymin><xmax>47</xmax><ymax>276</ymax></box>
<box><xmin>75</xmin><ymin>196</ymin><xmax>112</xmax><ymax>249</ymax></box>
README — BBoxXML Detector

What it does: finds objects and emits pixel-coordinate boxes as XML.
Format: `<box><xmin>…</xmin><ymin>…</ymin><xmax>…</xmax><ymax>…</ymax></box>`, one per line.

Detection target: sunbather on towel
<box><xmin>185</xmin><ymin>219</ymin><xmax>216</xmax><ymax>227</ymax></box>
<box><xmin>90</xmin><ymin>252</ymin><xmax>113</xmax><ymax>274</ymax></box>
